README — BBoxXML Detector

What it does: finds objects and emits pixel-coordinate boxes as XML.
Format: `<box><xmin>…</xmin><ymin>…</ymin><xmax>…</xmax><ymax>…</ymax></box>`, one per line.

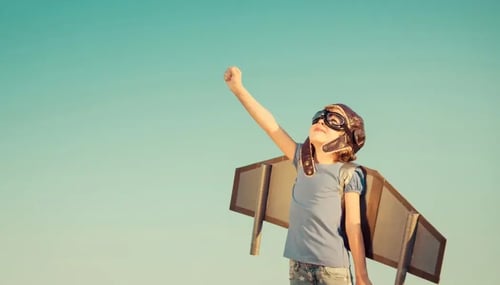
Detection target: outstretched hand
<box><xmin>224</xmin><ymin>66</ymin><xmax>244</xmax><ymax>93</ymax></box>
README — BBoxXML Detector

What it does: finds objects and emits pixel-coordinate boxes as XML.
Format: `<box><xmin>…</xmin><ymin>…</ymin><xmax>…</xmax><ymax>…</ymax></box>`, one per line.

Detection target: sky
<box><xmin>1</xmin><ymin>0</ymin><xmax>499</xmax><ymax>284</ymax></box>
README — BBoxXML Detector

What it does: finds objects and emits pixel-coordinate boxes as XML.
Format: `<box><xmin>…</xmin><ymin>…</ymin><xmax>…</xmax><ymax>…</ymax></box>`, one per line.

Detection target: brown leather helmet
<box><xmin>301</xmin><ymin>103</ymin><xmax>366</xmax><ymax>176</ymax></box>
<box><xmin>322</xmin><ymin>103</ymin><xmax>366</xmax><ymax>153</ymax></box>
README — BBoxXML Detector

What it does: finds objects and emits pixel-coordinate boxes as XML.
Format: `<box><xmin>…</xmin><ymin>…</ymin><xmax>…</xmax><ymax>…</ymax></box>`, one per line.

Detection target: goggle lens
<box><xmin>311</xmin><ymin>110</ymin><xmax>346</xmax><ymax>131</ymax></box>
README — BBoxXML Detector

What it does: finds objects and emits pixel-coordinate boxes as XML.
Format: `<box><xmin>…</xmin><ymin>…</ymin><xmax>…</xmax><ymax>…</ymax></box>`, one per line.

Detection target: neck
<box><xmin>314</xmin><ymin>146</ymin><xmax>339</xmax><ymax>164</ymax></box>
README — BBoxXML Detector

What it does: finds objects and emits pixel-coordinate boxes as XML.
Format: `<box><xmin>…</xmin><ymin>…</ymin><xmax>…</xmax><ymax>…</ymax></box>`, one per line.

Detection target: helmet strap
<box><xmin>322</xmin><ymin>133</ymin><xmax>352</xmax><ymax>153</ymax></box>
<box><xmin>301</xmin><ymin>138</ymin><xmax>315</xmax><ymax>176</ymax></box>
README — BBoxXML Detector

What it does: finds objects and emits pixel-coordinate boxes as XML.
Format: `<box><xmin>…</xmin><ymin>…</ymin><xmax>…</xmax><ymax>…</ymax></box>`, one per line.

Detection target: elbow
<box><xmin>345</xmin><ymin>221</ymin><xmax>362</xmax><ymax>236</ymax></box>
<box><xmin>265</xmin><ymin>124</ymin><xmax>281</xmax><ymax>135</ymax></box>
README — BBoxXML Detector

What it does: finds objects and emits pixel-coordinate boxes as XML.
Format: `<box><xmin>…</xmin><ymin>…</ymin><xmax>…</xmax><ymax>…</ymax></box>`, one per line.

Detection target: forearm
<box><xmin>346</xmin><ymin>223</ymin><xmax>370</xmax><ymax>281</ymax></box>
<box><xmin>224</xmin><ymin>66</ymin><xmax>296</xmax><ymax>159</ymax></box>
<box><xmin>232</xmin><ymin>87</ymin><xmax>280</xmax><ymax>135</ymax></box>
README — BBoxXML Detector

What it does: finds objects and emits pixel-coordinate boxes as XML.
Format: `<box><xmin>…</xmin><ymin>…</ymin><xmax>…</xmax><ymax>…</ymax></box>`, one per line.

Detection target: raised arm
<box><xmin>224</xmin><ymin>66</ymin><xmax>296</xmax><ymax>160</ymax></box>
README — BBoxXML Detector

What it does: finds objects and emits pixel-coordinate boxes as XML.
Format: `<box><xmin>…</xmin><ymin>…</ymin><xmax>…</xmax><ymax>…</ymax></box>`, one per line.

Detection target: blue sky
<box><xmin>1</xmin><ymin>1</ymin><xmax>499</xmax><ymax>284</ymax></box>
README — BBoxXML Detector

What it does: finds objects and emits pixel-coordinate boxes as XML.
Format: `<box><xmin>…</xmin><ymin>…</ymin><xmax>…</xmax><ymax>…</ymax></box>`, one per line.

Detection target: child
<box><xmin>224</xmin><ymin>66</ymin><xmax>373</xmax><ymax>285</ymax></box>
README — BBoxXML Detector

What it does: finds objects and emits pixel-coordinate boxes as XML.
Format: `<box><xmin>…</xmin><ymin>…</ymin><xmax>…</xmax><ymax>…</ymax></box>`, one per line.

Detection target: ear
<box><xmin>352</xmin><ymin>129</ymin><xmax>365</xmax><ymax>149</ymax></box>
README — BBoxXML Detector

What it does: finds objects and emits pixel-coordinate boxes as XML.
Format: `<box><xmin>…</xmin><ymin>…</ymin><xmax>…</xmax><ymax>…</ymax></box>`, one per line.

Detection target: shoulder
<box><xmin>343</xmin><ymin>163</ymin><xmax>365</xmax><ymax>194</ymax></box>
<box><xmin>292</xmin><ymin>142</ymin><xmax>302</xmax><ymax>167</ymax></box>
<box><xmin>339</xmin><ymin>162</ymin><xmax>361</xmax><ymax>182</ymax></box>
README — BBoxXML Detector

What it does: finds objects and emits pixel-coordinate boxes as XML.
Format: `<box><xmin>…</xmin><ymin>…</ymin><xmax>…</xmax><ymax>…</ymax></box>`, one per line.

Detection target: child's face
<box><xmin>308</xmin><ymin>117</ymin><xmax>343</xmax><ymax>147</ymax></box>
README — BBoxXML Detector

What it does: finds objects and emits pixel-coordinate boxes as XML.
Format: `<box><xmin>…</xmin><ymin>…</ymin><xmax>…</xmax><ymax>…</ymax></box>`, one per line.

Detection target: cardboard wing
<box><xmin>229</xmin><ymin>156</ymin><xmax>446</xmax><ymax>284</ymax></box>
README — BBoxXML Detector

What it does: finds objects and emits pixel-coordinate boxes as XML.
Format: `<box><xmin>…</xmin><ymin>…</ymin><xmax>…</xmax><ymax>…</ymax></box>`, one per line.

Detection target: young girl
<box><xmin>224</xmin><ymin>66</ymin><xmax>373</xmax><ymax>285</ymax></box>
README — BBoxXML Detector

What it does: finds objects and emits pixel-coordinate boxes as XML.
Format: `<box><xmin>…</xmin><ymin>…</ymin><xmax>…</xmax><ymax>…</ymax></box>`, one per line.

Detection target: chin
<box><xmin>308</xmin><ymin>134</ymin><xmax>326</xmax><ymax>146</ymax></box>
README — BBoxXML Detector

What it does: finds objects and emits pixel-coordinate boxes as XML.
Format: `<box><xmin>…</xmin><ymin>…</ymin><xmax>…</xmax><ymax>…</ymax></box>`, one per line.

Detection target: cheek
<box><xmin>327</xmin><ymin>131</ymin><xmax>342</xmax><ymax>141</ymax></box>
<box><xmin>323</xmin><ymin>129</ymin><xmax>341</xmax><ymax>142</ymax></box>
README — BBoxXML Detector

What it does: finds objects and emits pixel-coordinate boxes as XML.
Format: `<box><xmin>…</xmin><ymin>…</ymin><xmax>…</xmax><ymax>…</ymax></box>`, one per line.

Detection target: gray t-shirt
<box><xmin>283</xmin><ymin>143</ymin><xmax>365</xmax><ymax>268</ymax></box>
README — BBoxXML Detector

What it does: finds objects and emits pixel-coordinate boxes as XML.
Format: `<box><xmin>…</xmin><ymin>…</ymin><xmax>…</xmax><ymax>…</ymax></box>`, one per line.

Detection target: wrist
<box><xmin>355</xmin><ymin>272</ymin><xmax>369</xmax><ymax>280</ymax></box>
<box><xmin>231</xmin><ymin>85</ymin><xmax>246</xmax><ymax>96</ymax></box>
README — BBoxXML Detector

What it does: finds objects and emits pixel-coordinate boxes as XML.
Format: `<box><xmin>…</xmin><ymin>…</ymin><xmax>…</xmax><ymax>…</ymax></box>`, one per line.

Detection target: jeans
<box><xmin>289</xmin><ymin>260</ymin><xmax>352</xmax><ymax>285</ymax></box>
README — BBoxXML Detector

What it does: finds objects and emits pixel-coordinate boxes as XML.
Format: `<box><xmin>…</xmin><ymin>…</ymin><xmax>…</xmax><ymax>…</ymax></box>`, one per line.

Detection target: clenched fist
<box><xmin>224</xmin><ymin>66</ymin><xmax>244</xmax><ymax>93</ymax></box>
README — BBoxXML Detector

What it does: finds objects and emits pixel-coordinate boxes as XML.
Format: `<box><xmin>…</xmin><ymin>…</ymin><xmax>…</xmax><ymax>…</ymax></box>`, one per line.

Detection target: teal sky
<box><xmin>1</xmin><ymin>1</ymin><xmax>499</xmax><ymax>284</ymax></box>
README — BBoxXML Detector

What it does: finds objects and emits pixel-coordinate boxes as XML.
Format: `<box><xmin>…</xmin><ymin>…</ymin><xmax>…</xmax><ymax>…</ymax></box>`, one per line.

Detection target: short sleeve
<box><xmin>344</xmin><ymin>167</ymin><xmax>365</xmax><ymax>195</ymax></box>
<box><xmin>292</xmin><ymin>143</ymin><xmax>302</xmax><ymax>168</ymax></box>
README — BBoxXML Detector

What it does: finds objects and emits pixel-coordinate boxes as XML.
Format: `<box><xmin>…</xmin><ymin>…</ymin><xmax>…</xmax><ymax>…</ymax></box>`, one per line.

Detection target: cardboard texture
<box><xmin>230</xmin><ymin>156</ymin><xmax>446</xmax><ymax>284</ymax></box>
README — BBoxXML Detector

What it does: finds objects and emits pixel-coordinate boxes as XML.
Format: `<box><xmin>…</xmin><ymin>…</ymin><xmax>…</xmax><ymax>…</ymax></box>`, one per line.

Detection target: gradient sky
<box><xmin>1</xmin><ymin>1</ymin><xmax>499</xmax><ymax>284</ymax></box>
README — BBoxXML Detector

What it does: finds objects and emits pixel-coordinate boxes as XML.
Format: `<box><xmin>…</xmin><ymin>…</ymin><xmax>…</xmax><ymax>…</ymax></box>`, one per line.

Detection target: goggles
<box><xmin>312</xmin><ymin>110</ymin><xmax>347</xmax><ymax>131</ymax></box>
